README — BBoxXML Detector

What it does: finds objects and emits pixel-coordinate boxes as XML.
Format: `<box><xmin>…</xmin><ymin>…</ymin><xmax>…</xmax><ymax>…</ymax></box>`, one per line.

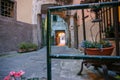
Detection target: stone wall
<box><xmin>17</xmin><ymin>0</ymin><xmax>33</xmax><ymax>24</ymax></box>
<box><xmin>0</xmin><ymin>16</ymin><xmax>33</xmax><ymax>53</ymax></box>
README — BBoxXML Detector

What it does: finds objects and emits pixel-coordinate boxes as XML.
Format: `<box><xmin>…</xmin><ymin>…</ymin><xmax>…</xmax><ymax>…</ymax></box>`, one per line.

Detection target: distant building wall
<box><xmin>16</xmin><ymin>0</ymin><xmax>56</xmax><ymax>24</ymax></box>
<box><xmin>52</xmin><ymin>15</ymin><xmax>68</xmax><ymax>45</ymax></box>
<box><xmin>75</xmin><ymin>1</ymin><xmax>99</xmax><ymax>45</ymax></box>
<box><xmin>0</xmin><ymin>16</ymin><xmax>33</xmax><ymax>53</ymax></box>
<box><xmin>32</xmin><ymin>0</ymin><xmax>56</xmax><ymax>24</ymax></box>
<box><xmin>17</xmin><ymin>0</ymin><xmax>33</xmax><ymax>24</ymax></box>
<box><xmin>0</xmin><ymin>0</ymin><xmax>57</xmax><ymax>53</ymax></box>
<box><xmin>16</xmin><ymin>0</ymin><xmax>43</xmax><ymax>47</ymax></box>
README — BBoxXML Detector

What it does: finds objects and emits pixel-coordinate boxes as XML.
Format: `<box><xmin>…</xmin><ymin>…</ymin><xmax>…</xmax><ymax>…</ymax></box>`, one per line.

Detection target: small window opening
<box><xmin>0</xmin><ymin>0</ymin><xmax>14</xmax><ymax>18</ymax></box>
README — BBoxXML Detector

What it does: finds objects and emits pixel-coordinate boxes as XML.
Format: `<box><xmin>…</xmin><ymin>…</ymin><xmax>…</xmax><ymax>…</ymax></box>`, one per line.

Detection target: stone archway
<box><xmin>41</xmin><ymin>4</ymin><xmax>58</xmax><ymax>14</ymax></box>
<box><xmin>41</xmin><ymin>4</ymin><xmax>69</xmax><ymax>46</ymax></box>
<box><xmin>41</xmin><ymin>4</ymin><xmax>59</xmax><ymax>46</ymax></box>
<box><xmin>55</xmin><ymin>30</ymin><xmax>66</xmax><ymax>46</ymax></box>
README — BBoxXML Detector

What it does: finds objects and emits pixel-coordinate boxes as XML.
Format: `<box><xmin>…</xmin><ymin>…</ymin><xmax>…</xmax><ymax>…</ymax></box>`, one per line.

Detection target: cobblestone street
<box><xmin>0</xmin><ymin>46</ymin><xmax>114</xmax><ymax>80</ymax></box>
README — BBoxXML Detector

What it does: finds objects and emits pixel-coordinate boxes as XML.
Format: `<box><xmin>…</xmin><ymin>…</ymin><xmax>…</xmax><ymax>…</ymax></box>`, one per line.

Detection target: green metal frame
<box><xmin>47</xmin><ymin>1</ymin><xmax>120</xmax><ymax>80</ymax></box>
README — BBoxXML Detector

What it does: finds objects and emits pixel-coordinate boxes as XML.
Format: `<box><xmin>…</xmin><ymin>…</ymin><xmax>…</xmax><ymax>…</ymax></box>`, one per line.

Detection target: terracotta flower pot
<box><xmin>18</xmin><ymin>49</ymin><xmax>27</xmax><ymax>53</ymax></box>
<box><xmin>85</xmin><ymin>46</ymin><xmax>114</xmax><ymax>56</ymax></box>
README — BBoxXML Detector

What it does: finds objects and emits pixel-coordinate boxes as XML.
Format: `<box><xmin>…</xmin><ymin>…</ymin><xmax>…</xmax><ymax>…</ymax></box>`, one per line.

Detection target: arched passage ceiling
<box><xmin>41</xmin><ymin>4</ymin><xmax>58</xmax><ymax>14</ymax></box>
<box><xmin>80</xmin><ymin>0</ymin><xmax>99</xmax><ymax>4</ymax></box>
<box><xmin>55</xmin><ymin>0</ymin><xmax>73</xmax><ymax>5</ymax></box>
<box><xmin>41</xmin><ymin>4</ymin><xmax>66</xmax><ymax>18</ymax></box>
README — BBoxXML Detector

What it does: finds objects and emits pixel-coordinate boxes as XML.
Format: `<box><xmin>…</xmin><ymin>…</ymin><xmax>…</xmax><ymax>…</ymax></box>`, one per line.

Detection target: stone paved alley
<box><xmin>0</xmin><ymin>46</ymin><xmax>116</xmax><ymax>80</ymax></box>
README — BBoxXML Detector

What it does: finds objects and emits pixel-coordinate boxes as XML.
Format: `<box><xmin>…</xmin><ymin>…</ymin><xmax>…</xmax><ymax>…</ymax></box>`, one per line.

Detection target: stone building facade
<box><xmin>0</xmin><ymin>0</ymin><xmax>119</xmax><ymax>54</ymax></box>
<box><xmin>0</xmin><ymin>0</ymin><xmax>35</xmax><ymax>52</ymax></box>
<box><xmin>0</xmin><ymin>0</ymin><xmax>68</xmax><ymax>53</ymax></box>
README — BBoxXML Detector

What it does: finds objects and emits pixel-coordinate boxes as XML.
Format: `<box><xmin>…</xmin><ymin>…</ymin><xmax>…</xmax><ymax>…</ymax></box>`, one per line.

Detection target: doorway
<box><xmin>55</xmin><ymin>30</ymin><xmax>66</xmax><ymax>46</ymax></box>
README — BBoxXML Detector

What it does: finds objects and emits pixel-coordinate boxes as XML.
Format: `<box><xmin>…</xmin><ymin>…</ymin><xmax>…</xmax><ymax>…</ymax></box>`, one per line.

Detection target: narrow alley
<box><xmin>0</xmin><ymin>46</ymin><xmax>116</xmax><ymax>80</ymax></box>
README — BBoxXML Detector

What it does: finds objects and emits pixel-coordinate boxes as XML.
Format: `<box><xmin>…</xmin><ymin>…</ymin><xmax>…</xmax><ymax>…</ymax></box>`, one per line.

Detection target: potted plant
<box><xmin>80</xmin><ymin>19</ymin><xmax>114</xmax><ymax>55</ymax></box>
<box><xmin>80</xmin><ymin>40</ymin><xmax>114</xmax><ymax>55</ymax></box>
<box><xmin>18</xmin><ymin>42</ymin><xmax>38</xmax><ymax>53</ymax></box>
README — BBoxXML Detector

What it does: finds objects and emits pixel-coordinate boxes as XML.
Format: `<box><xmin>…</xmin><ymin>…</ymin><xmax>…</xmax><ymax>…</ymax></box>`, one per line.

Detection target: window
<box><xmin>53</xmin><ymin>15</ymin><xmax>57</xmax><ymax>22</ymax></box>
<box><xmin>0</xmin><ymin>0</ymin><xmax>15</xmax><ymax>18</ymax></box>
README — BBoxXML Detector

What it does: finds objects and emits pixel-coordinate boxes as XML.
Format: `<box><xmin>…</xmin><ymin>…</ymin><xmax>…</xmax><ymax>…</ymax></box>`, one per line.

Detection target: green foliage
<box><xmin>26</xmin><ymin>77</ymin><xmax>40</xmax><ymax>80</ymax></box>
<box><xmin>99</xmin><ymin>40</ymin><xmax>112</xmax><ymax>48</ymax></box>
<box><xmin>115</xmin><ymin>75</ymin><xmax>120</xmax><ymax>79</ymax></box>
<box><xmin>104</xmin><ymin>25</ymin><xmax>114</xmax><ymax>38</ymax></box>
<box><xmin>80</xmin><ymin>40</ymin><xmax>112</xmax><ymax>49</ymax></box>
<box><xmin>19</xmin><ymin>42</ymin><xmax>28</xmax><ymax>49</ymax></box>
<box><xmin>18</xmin><ymin>42</ymin><xmax>38</xmax><ymax>52</ymax></box>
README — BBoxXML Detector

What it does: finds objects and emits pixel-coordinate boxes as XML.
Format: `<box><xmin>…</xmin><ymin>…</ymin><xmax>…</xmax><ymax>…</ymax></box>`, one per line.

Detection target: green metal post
<box><xmin>49</xmin><ymin>1</ymin><xmax>120</xmax><ymax>11</ymax></box>
<box><xmin>51</xmin><ymin>53</ymin><xmax>120</xmax><ymax>61</ymax></box>
<box><xmin>113</xmin><ymin>0</ymin><xmax>120</xmax><ymax>56</ymax></box>
<box><xmin>47</xmin><ymin>10</ymin><xmax>52</xmax><ymax>80</ymax></box>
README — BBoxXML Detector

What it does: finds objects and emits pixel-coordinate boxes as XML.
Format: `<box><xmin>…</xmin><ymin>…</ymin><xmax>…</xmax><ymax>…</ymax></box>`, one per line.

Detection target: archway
<box><xmin>41</xmin><ymin>4</ymin><xmax>58</xmax><ymax>46</ymax></box>
<box><xmin>41</xmin><ymin>4</ymin><xmax>69</xmax><ymax>46</ymax></box>
<box><xmin>55</xmin><ymin>30</ymin><xmax>66</xmax><ymax>46</ymax></box>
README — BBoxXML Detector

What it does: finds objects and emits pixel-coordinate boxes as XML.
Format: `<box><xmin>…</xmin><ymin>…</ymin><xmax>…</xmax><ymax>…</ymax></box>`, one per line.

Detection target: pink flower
<box><xmin>4</xmin><ymin>75</ymin><xmax>10</xmax><ymax>80</ymax></box>
<box><xmin>4</xmin><ymin>70</ymin><xmax>25</xmax><ymax>80</ymax></box>
<box><xmin>19</xmin><ymin>70</ymin><xmax>25</xmax><ymax>75</ymax></box>
<box><xmin>13</xmin><ymin>72</ymin><xmax>21</xmax><ymax>77</ymax></box>
<box><xmin>9</xmin><ymin>71</ymin><xmax>16</xmax><ymax>76</ymax></box>
<box><xmin>13</xmin><ymin>70</ymin><xmax>25</xmax><ymax>77</ymax></box>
